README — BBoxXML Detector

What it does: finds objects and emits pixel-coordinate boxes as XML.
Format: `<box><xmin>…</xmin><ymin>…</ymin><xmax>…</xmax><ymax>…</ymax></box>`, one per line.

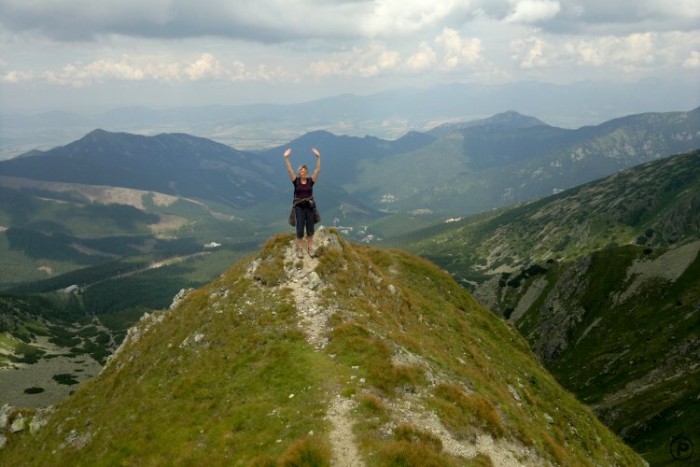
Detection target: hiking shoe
<box><xmin>308</xmin><ymin>248</ymin><xmax>317</xmax><ymax>258</ymax></box>
<box><xmin>296</xmin><ymin>248</ymin><xmax>304</xmax><ymax>259</ymax></box>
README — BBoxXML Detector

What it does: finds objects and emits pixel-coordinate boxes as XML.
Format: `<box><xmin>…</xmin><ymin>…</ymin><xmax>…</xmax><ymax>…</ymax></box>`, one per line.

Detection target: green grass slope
<box><xmin>504</xmin><ymin>243</ymin><xmax>700</xmax><ymax>465</ymax></box>
<box><xmin>397</xmin><ymin>149</ymin><xmax>700</xmax><ymax>284</ymax></box>
<box><xmin>0</xmin><ymin>230</ymin><xmax>643</xmax><ymax>466</ymax></box>
<box><xmin>0</xmin><ymin>178</ymin><xmax>267</xmax><ymax>289</ymax></box>
<box><xmin>391</xmin><ymin>150</ymin><xmax>700</xmax><ymax>464</ymax></box>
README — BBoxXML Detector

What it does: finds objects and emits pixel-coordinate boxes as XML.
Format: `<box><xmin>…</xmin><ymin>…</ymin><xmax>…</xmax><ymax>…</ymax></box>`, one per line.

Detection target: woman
<box><xmin>284</xmin><ymin>147</ymin><xmax>321</xmax><ymax>258</ymax></box>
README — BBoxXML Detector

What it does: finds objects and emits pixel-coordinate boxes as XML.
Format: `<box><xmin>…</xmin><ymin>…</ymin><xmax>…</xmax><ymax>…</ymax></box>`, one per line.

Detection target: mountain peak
<box><xmin>0</xmin><ymin>129</ymin><xmax>274</xmax><ymax>208</ymax></box>
<box><xmin>428</xmin><ymin>110</ymin><xmax>548</xmax><ymax>137</ymax></box>
<box><xmin>488</xmin><ymin>110</ymin><xmax>548</xmax><ymax>127</ymax></box>
<box><xmin>1</xmin><ymin>228</ymin><xmax>644</xmax><ymax>465</ymax></box>
<box><xmin>79</xmin><ymin>128</ymin><xmax>126</xmax><ymax>142</ymax></box>
<box><xmin>84</xmin><ymin>128</ymin><xmax>111</xmax><ymax>137</ymax></box>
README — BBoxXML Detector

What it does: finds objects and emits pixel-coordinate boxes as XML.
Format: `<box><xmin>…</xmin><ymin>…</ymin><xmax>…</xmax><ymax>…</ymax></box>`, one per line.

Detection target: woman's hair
<box><xmin>297</xmin><ymin>164</ymin><xmax>308</xmax><ymax>175</ymax></box>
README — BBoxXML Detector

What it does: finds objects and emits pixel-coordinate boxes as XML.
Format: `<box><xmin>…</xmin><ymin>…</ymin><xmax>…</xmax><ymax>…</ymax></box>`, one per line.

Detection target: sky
<box><xmin>1</xmin><ymin>0</ymin><xmax>699</xmax><ymax>113</ymax></box>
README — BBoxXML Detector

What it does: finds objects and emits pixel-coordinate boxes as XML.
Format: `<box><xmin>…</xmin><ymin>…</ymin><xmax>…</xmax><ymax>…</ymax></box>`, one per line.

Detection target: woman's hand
<box><xmin>284</xmin><ymin>148</ymin><xmax>292</xmax><ymax>158</ymax></box>
<box><xmin>312</xmin><ymin>148</ymin><xmax>320</xmax><ymax>158</ymax></box>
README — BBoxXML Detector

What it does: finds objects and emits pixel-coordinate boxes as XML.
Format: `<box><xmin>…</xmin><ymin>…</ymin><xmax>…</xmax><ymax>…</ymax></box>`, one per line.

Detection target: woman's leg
<box><xmin>304</xmin><ymin>208</ymin><xmax>316</xmax><ymax>256</ymax></box>
<box><xmin>294</xmin><ymin>206</ymin><xmax>305</xmax><ymax>257</ymax></box>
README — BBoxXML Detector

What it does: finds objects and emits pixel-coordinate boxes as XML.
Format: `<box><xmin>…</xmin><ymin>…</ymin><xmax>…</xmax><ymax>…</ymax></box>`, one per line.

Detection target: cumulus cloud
<box><xmin>309</xmin><ymin>42</ymin><xmax>401</xmax><ymax>78</ymax></box>
<box><xmin>185</xmin><ymin>53</ymin><xmax>225</xmax><ymax>80</ymax></box>
<box><xmin>573</xmin><ymin>33</ymin><xmax>656</xmax><ymax>67</ymax></box>
<box><xmin>5</xmin><ymin>53</ymin><xmax>276</xmax><ymax>87</ymax></box>
<box><xmin>406</xmin><ymin>42</ymin><xmax>437</xmax><ymax>71</ymax></box>
<box><xmin>362</xmin><ymin>0</ymin><xmax>463</xmax><ymax>37</ymax></box>
<box><xmin>511</xmin><ymin>37</ymin><xmax>550</xmax><ymax>68</ymax></box>
<box><xmin>1</xmin><ymin>69</ymin><xmax>34</xmax><ymax>84</ymax></box>
<box><xmin>435</xmin><ymin>28</ymin><xmax>483</xmax><ymax>68</ymax></box>
<box><xmin>1</xmin><ymin>0</ymin><xmax>698</xmax><ymax>46</ymax></box>
<box><xmin>0</xmin><ymin>0</ymin><xmax>697</xmax><ymax>101</ymax></box>
<box><xmin>505</xmin><ymin>0</ymin><xmax>561</xmax><ymax>24</ymax></box>
<box><xmin>401</xmin><ymin>28</ymin><xmax>486</xmax><ymax>73</ymax></box>
<box><xmin>683</xmin><ymin>50</ymin><xmax>700</xmax><ymax>68</ymax></box>
<box><xmin>509</xmin><ymin>30</ymin><xmax>699</xmax><ymax>77</ymax></box>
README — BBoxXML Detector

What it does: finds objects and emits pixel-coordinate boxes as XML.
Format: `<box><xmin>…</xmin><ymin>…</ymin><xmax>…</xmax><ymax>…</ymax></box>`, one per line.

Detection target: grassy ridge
<box><xmin>0</xmin><ymin>233</ymin><xmax>643</xmax><ymax>465</ymax></box>
<box><xmin>315</xmin><ymin>240</ymin><xmax>640</xmax><ymax>464</ymax></box>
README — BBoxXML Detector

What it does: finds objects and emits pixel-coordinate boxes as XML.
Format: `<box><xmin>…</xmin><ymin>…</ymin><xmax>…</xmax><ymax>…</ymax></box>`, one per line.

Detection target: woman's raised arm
<box><xmin>283</xmin><ymin>148</ymin><xmax>295</xmax><ymax>182</ymax></box>
<box><xmin>311</xmin><ymin>147</ymin><xmax>321</xmax><ymax>182</ymax></box>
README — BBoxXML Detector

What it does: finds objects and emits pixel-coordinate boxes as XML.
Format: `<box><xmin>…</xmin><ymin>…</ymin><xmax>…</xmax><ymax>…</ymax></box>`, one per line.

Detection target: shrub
<box><xmin>377</xmin><ymin>439</ymin><xmax>456</xmax><ymax>467</ymax></box>
<box><xmin>253</xmin><ymin>255</ymin><xmax>286</xmax><ymax>286</ymax></box>
<box><xmin>356</xmin><ymin>393</ymin><xmax>386</xmax><ymax>415</ymax></box>
<box><xmin>52</xmin><ymin>373</ymin><xmax>79</xmax><ymax>385</ymax></box>
<box><xmin>431</xmin><ymin>384</ymin><xmax>506</xmax><ymax>439</ymax></box>
<box><xmin>370</xmin><ymin>362</ymin><xmax>425</xmax><ymax>395</ymax></box>
<box><xmin>278</xmin><ymin>437</ymin><xmax>332</xmax><ymax>467</ymax></box>
<box><xmin>393</xmin><ymin>423</ymin><xmax>442</xmax><ymax>451</ymax></box>
<box><xmin>11</xmin><ymin>342</ymin><xmax>45</xmax><ymax>364</ymax></box>
<box><xmin>315</xmin><ymin>248</ymin><xmax>345</xmax><ymax>280</ymax></box>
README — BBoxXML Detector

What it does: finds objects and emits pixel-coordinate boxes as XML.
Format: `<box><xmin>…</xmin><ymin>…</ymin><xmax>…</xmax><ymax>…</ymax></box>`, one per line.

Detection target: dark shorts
<box><xmin>294</xmin><ymin>205</ymin><xmax>315</xmax><ymax>238</ymax></box>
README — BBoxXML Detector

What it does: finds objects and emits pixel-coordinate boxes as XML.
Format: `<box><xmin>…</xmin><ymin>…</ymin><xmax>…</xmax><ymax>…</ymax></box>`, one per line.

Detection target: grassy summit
<box><xmin>0</xmin><ymin>229</ymin><xmax>643</xmax><ymax>465</ymax></box>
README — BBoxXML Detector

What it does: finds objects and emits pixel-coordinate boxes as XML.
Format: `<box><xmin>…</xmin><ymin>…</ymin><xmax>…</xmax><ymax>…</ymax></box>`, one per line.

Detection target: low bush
<box><xmin>52</xmin><ymin>373</ymin><xmax>79</xmax><ymax>385</ymax></box>
<box><xmin>278</xmin><ymin>437</ymin><xmax>332</xmax><ymax>467</ymax></box>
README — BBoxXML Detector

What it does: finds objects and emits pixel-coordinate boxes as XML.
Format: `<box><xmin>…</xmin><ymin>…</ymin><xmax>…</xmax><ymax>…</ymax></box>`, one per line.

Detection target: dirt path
<box><xmin>279</xmin><ymin>235</ymin><xmax>365</xmax><ymax>467</ymax></box>
<box><xmin>281</xmin><ymin>243</ymin><xmax>330</xmax><ymax>350</ymax></box>
<box><xmin>327</xmin><ymin>395</ymin><xmax>364</xmax><ymax>467</ymax></box>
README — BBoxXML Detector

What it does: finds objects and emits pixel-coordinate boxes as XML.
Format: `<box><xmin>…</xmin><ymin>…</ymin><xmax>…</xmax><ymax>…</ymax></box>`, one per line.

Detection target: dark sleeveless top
<box><xmin>293</xmin><ymin>177</ymin><xmax>314</xmax><ymax>200</ymax></box>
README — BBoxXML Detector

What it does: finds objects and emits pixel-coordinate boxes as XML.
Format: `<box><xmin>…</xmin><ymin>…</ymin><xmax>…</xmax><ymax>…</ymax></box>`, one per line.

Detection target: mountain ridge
<box><xmin>0</xmin><ymin>108</ymin><xmax>697</xmax><ymax>308</ymax></box>
<box><xmin>0</xmin><ymin>130</ymin><xmax>276</xmax><ymax>209</ymax></box>
<box><xmin>3</xmin><ymin>107</ymin><xmax>698</xmax><ymax>220</ymax></box>
<box><xmin>348</xmin><ymin>107</ymin><xmax>700</xmax><ymax>214</ymax></box>
<box><xmin>427</xmin><ymin>110</ymin><xmax>548</xmax><ymax>137</ymax></box>
<box><xmin>0</xmin><ymin>229</ymin><xmax>644</xmax><ymax>465</ymax></box>
<box><xmin>4</xmin><ymin>80</ymin><xmax>696</xmax><ymax>159</ymax></box>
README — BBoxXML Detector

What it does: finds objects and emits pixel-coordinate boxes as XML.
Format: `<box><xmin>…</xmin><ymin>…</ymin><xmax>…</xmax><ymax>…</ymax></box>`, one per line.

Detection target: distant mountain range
<box><xmin>3</xmin><ymin>107</ymin><xmax>698</xmax><ymax>219</ymax></box>
<box><xmin>4</xmin><ymin>80</ymin><xmax>697</xmax><ymax>159</ymax></box>
<box><xmin>346</xmin><ymin>107</ymin><xmax>700</xmax><ymax>214</ymax></box>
